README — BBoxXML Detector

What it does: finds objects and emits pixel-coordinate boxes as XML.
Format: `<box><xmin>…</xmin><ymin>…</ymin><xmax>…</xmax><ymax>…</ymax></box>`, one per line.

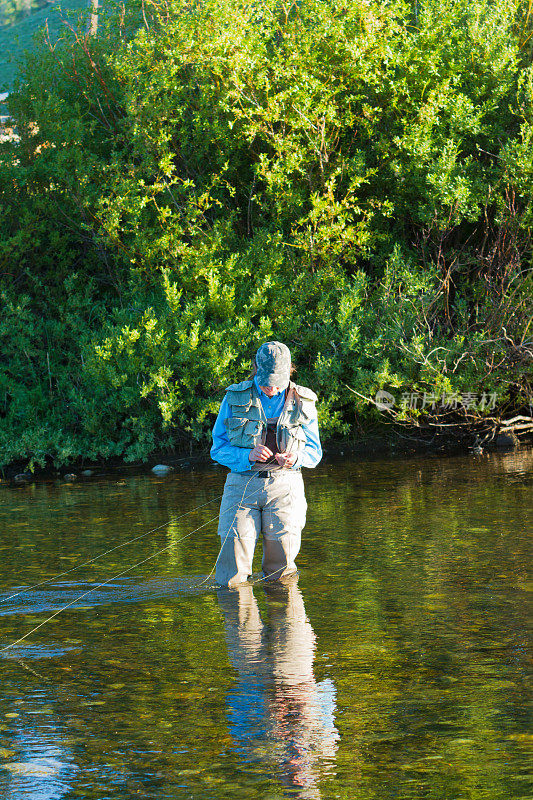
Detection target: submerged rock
<box><xmin>81</xmin><ymin>469</ymin><xmax>94</xmax><ymax>477</ymax></box>
<box><xmin>151</xmin><ymin>464</ymin><xmax>173</xmax><ymax>476</ymax></box>
<box><xmin>2</xmin><ymin>761</ymin><xmax>61</xmax><ymax>777</ymax></box>
<box><xmin>13</xmin><ymin>473</ymin><xmax>32</xmax><ymax>483</ymax></box>
<box><xmin>496</xmin><ymin>432</ymin><xmax>519</xmax><ymax>449</ymax></box>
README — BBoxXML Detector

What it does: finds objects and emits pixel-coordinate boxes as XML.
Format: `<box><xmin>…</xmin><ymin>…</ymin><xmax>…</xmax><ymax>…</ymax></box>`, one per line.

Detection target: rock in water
<box><xmin>152</xmin><ymin>464</ymin><xmax>173</xmax><ymax>476</ymax></box>
<box><xmin>13</xmin><ymin>473</ymin><xmax>32</xmax><ymax>483</ymax></box>
<box><xmin>3</xmin><ymin>761</ymin><xmax>60</xmax><ymax>777</ymax></box>
<box><xmin>496</xmin><ymin>432</ymin><xmax>518</xmax><ymax>449</ymax></box>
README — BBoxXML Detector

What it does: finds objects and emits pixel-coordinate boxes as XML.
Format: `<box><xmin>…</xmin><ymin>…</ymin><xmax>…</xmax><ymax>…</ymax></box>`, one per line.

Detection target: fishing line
<box><xmin>0</xmin><ymin>493</ymin><xmax>224</xmax><ymax>604</ymax></box>
<box><xmin>1</xmin><ymin>515</ymin><xmax>219</xmax><ymax>653</ymax></box>
<box><xmin>1</xmin><ymin>482</ymin><xmax>265</xmax><ymax>652</ymax></box>
<box><xmin>195</xmin><ymin>473</ymin><xmax>257</xmax><ymax>587</ymax></box>
<box><xmin>1</xmin><ymin>468</ymin><xmax>295</xmax><ymax>651</ymax></box>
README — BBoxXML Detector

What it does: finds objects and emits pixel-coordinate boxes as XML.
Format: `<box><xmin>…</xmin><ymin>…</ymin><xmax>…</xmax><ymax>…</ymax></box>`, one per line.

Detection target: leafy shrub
<box><xmin>0</xmin><ymin>0</ymin><xmax>531</xmax><ymax>468</ymax></box>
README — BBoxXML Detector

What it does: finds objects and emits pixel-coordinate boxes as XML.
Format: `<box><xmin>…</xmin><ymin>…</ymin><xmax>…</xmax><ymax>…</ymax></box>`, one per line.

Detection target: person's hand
<box><xmin>275</xmin><ymin>452</ymin><xmax>297</xmax><ymax>468</ymax></box>
<box><xmin>249</xmin><ymin>444</ymin><xmax>274</xmax><ymax>463</ymax></box>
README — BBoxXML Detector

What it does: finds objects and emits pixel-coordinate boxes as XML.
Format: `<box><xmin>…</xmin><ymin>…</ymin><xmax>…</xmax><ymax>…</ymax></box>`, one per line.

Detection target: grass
<box><xmin>0</xmin><ymin>0</ymin><xmax>88</xmax><ymax>94</ymax></box>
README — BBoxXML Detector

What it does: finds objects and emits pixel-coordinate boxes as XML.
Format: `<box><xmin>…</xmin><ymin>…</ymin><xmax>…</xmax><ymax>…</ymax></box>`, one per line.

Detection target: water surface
<box><xmin>1</xmin><ymin>0</ymin><xmax>54</xmax><ymax>28</ymax></box>
<box><xmin>0</xmin><ymin>450</ymin><xmax>531</xmax><ymax>799</ymax></box>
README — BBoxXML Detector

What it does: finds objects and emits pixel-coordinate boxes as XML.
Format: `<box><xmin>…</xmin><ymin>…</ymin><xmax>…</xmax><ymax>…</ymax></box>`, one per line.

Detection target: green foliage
<box><xmin>0</xmin><ymin>0</ymin><xmax>532</xmax><ymax>468</ymax></box>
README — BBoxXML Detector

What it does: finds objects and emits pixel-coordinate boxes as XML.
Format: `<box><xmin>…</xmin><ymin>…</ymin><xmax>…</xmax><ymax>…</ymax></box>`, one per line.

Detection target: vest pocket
<box><xmin>245</xmin><ymin>419</ymin><xmax>262</xmax><ymax>436</ymax></box>
<box><xmin>231</xmin><ymin>402</ymin><xmax>252</xmax><ymax>415</ymax></box>
<box><xmin>292</xmin><ymin>425</ymin><xmax>307</xmax><ymax>450</ymax></box>
<box><xmin>298</xmin><ymin>400</ymin><xmax>315</xmax><ymax>424</ymax></box>
<box><xmin>279</xmin><ymin>424</ymin><xmax>307</xmax><ymax>453</ymax></box>
<box><xmin>225</xmin><ymin>417</ymin><xmax>248</xmax><ymax>445</ymax></box>
<box><xmin>229</xmin><ymin>402</ymin><xmax>261</xmax><ymax>421</ymax></box>
<box><xmin>225</xmin><ymin>417</ymin><xmax>263</xmax><ymax>446</ymax></box>
<box><xmin>226</xmin><ymin>391</ymin><xmax>252</xmax><ymax>410</ymax></box>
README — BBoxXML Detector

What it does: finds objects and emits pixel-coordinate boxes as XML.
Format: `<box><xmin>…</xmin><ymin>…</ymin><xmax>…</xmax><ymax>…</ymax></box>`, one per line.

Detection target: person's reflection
<box><xmin>216</xmin><ymin>581</ymin><xmax>338</xmax><ymax>798</ymax></box>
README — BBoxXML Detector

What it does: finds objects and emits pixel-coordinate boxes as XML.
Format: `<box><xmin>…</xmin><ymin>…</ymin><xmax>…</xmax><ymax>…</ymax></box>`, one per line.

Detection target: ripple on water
<box><xmin>0</xmin><ymin>455</ymin><xmax>531</xmax><ymax>800</ymax></box>
<box><xmin>0</xmin><ymin>575</ymin><xmax>220</xmax><ymax>618</ymax></box>
<box><xmin>1</xmin><ymin>644</ymin><xmax>81</xmax><ymax>660</ymax></box>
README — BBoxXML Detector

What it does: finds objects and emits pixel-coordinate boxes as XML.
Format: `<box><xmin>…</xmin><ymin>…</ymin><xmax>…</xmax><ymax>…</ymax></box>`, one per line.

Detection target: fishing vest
<box><xmin>224</xmin><ymin>380</ymin><xmax>318</xmax><ymax>454</ymax></box>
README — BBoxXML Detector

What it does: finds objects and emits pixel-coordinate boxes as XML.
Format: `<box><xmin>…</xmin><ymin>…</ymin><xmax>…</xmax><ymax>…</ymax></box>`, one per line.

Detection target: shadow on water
<box><xmin>0</xmin><ymin>448</ymin><xmax>531</xmax><ymax>799</ymax></box>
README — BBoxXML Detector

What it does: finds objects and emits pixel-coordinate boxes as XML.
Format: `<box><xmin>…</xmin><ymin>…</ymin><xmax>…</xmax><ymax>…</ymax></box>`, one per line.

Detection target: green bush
<box><xmin>0</xmin><ymin>0</ymin><xmax>531</xmax><ymax>469</ymax></box>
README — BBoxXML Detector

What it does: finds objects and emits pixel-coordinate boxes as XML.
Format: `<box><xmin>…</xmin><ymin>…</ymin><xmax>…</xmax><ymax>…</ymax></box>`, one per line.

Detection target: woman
<box><xmin>210</xmin><ymin>341</ymin><xmax>322</xmax><ymax>587</ymax></box>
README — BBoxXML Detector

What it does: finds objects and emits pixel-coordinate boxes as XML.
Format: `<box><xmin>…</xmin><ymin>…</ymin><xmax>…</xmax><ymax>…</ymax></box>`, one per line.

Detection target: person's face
<box><xmin>260</xmin><ymin>385</ymin><xmax>282</xmax><ymax>397</ymax></box>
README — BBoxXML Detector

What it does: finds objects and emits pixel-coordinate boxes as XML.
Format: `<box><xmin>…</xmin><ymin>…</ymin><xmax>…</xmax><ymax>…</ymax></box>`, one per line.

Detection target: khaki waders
<box><xmin>215</xmin><ymin>470</ymin><xmax>307</xmax><ymax>588</ymax></box>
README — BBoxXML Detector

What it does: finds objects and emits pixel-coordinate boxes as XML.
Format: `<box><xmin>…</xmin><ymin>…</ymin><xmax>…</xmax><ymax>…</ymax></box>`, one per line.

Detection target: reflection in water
<box><xmin>217</xmin><ymin>582</ymin><xmax>339</xmax><ymax>798</ymax></box>
<box><xmin>0</xmin><ymin>448</ymin><xmax>531</xmax><ymax>799</ymax></box>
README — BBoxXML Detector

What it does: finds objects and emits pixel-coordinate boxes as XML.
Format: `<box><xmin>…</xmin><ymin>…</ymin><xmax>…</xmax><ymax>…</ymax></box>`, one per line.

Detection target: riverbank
<box><xmin>2</xmin><ymin>425</ymin><xmax>532</xmax><ymax>485</ymax></box>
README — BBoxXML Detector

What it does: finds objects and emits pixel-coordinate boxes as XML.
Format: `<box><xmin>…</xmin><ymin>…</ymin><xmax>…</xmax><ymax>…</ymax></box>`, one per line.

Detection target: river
<box><xmin>0</xmin><ymin>448</ymin><xmax>531</xmax><ymax>799</ymax></box>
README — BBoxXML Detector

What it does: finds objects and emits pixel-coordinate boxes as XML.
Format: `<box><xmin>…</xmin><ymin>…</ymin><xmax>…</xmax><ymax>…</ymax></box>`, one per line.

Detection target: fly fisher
<box><xmin>211</xmin><ymin>341</ymin><xmax>322</xmax><ymax>588</ymax></box>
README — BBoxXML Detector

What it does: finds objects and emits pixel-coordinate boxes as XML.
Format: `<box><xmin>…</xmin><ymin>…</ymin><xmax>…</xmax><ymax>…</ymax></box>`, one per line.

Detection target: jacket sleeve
<box><xmin>210</xmin><ymin>396</ymin><xmax>254</xmax><ymax>473</ymax></box>
<box><xmin>291</xmin><ymin>408</ymin><xmax>322</xmax><ymax>469</ymax></box>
